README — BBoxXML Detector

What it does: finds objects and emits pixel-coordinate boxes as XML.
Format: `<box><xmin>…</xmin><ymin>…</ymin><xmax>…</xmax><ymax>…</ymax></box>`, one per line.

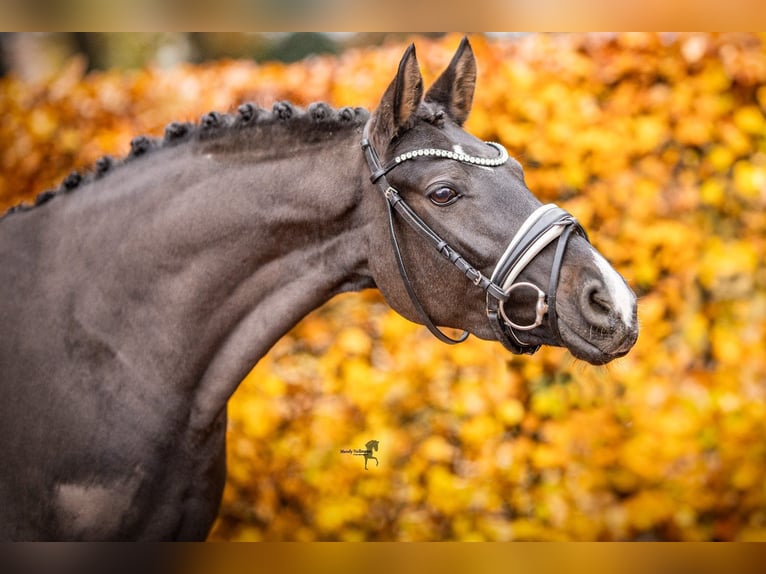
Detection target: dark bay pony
<box><xmin>0</xmin><ymin>39</ymin><xmax>637</xmax><ymax>540</ymax></box>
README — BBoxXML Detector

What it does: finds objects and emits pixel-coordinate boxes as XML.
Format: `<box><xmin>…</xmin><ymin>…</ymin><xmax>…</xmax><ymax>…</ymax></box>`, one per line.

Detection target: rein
<box><xmin>361</xmin><ymin>123</ymin><xmax>588</xmax><ymax>354</ymax></box>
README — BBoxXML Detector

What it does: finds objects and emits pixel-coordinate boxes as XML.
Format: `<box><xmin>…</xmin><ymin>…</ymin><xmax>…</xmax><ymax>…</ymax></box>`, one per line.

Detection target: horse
<box><xmin>0</xmin><ymin>38</ymin><xmax>637</xmax><ymax>540</ymax></box>
<box><xmin>362</xmin><ymin>440</ymin><xmax>380</xmax><ymax>470</ymax></box>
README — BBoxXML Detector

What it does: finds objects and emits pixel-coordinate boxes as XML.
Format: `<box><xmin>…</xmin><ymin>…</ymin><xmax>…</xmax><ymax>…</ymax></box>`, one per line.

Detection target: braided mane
<box><xmin>2</xmin><ymin>101</ymin><xmax>371</xmax><ymax>219</ymax></box>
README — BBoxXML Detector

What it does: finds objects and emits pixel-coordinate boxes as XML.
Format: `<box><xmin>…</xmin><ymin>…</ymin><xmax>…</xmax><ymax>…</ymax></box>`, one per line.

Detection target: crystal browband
<box><xmin>367</xmin><ymin>140</ymin><xmax>510</xmax><ymax>185</ymax></box>
<box><xmin>390</xmin><ymin>141</ymin><xmax>509</xmax><ymax>168</ymax></box>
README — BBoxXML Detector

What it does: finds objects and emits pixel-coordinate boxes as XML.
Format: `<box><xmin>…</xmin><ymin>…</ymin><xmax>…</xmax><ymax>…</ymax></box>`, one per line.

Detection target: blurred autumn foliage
<box><xmin>2</xmin><ymin>33</ymin><xmax>766</xmax><ymax>541</ymax></box>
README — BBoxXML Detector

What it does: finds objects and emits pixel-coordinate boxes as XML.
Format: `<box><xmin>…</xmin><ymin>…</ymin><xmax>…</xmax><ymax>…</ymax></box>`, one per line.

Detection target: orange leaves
<box><xmin>699</xmin><ymin>237</ymin><xmax>759</xmax><ymax>294</ymax></box>
<box><xmin>733</xmin><ymin>158</ymin><xmax>766</xmax><ymax>199</ymax></box>
<box><xmin>495</xmin><ymin>398</ymin><xmax>525</xmax><ymax>427</ymax></box>
<box><xmin>4</xmin><ymin>33</ymin><xmax>766</xmax><ymax>541</ymax></box>
<box><xmin>733</xmin><ymin>104</ymin><xmax>766</xmax><ymax>134</ymax></box>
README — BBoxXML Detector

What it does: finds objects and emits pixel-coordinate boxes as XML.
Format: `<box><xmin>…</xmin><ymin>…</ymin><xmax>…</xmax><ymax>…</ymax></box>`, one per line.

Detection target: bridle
<box><xmin>361</xmin><ymin>123</ymin><xmax>589</xmax><ymax>355</ymax></box>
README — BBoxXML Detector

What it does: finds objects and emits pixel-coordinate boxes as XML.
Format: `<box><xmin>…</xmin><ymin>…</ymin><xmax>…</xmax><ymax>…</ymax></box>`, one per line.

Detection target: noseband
<box><xmin>361</xmin><ymin>124</ymin><xmax>589</xmax><ymax>354</ymax></box>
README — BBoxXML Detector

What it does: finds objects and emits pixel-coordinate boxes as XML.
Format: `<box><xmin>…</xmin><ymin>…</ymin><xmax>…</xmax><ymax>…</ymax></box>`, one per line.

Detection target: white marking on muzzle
<box><xmin>591</xmin><ymin>250</ymin><xmax>635</xmax><ymax>327</ymax></box>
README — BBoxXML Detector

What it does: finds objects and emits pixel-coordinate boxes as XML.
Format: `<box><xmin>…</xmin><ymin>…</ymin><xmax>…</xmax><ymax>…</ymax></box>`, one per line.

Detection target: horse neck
<box><xmin>37</xmin><ymin>125</ymin><xmax>374</xmax><ymax>430</ymax></box>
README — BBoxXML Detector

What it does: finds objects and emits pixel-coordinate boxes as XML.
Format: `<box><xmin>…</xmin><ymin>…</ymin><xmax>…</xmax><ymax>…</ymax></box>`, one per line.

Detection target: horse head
<box><xmin>363</xmin><ymin>39</ymin><xmax>638</xmax><ymax>365</ymax></box>
<box><xmin>365</xmin><ymin>440</ymin><xmax>379</xmax><ymax>452</ymax></box>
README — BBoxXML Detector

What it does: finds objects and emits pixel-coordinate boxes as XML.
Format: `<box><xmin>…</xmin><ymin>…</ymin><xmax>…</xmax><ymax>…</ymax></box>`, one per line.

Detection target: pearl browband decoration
<box><xmin>381</xmin><ymin>141</ymin><xmax>510</xmax><ymax>175</ymax></box>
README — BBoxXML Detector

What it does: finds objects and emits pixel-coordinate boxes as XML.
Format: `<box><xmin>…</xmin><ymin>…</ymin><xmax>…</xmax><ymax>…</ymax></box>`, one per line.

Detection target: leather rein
<box><xmin>361</xmin><ymin>123</ymin><xmax>589</xmax><ymax>355</ymax></box>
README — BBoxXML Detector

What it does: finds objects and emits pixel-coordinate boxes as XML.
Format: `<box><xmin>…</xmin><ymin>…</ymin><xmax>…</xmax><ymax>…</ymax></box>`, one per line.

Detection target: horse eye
<box><xmin>428</xmin><ymin>186</ymin><xmax>460</xmax><ymax>206</ymax></box>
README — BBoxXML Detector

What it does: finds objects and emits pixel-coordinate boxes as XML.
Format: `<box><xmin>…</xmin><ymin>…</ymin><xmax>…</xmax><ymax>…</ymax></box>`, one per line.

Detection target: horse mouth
<box><xmin>557</xmin><ymin>318</ymin><xmax>637</xmax><ymax>365</ymax></box>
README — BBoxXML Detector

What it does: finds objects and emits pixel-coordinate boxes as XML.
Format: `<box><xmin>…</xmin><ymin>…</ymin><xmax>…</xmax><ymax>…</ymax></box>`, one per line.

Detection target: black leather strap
<box><xmin>361</xmin><ymin>130</ymin><xmax>509</xmax><ymax>345</ymax></box>
<box><xmin>491</xmin><ymin>207</ymin><xmax>572</xmax><ymax>284</ymax></box>
<box><xmin>385</xmin><ymin>197</ymin><xmax>469</xmax><ymax>344</ymax></box>
<box><xmin>547</xmin><ymin>221</ymin><xmax>589</xmax><ymax>343</ymax></box>
<box><xmin>487</xmin><ymin>217</ymin><xmax>587</xmax><ymax>354</ymax></box>
<box><xmin>361</xmin><ymin>124</ymin><xmax>587</xmax><ymax>353</ymax></box>
<box><xmin>385</xmin><ymin>186</ymin><xmax>506</xmax><ymax>300</ymax></box>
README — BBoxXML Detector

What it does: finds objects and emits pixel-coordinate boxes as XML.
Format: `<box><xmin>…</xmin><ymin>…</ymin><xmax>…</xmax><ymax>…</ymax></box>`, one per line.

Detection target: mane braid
<box><xmin>1</xmin><ymin>101</ymin><xmax>370</xmax><ymax>220</ymax></box>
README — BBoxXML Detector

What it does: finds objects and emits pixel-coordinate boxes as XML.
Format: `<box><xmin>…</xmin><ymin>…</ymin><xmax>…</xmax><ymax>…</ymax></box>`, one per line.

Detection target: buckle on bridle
<box><xmin>465</xmin><ymin>267</ymin><xmax>483</xmax><ymax>286</ymax></box>
<box><xmin>384</xmin><ymin>186</ymin><xmax>399</xmax><ymax>203</ymax></box>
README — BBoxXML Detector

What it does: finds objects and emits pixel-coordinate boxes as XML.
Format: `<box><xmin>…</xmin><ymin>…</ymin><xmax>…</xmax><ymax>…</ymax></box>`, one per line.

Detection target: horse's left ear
<box><xmin>424</xmin><ymin>37</ymin><xmax>476</xmax><ymax>126</ymax></box>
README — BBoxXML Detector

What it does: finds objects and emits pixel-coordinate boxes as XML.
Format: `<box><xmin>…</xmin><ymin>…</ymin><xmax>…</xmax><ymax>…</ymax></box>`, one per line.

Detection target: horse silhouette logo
<box><xmin>340</xmin><ymin>439</ymin><xmax>379</xmax><ymax>469</ymax></box>
<box><xmin>359</xmin><ymin>439</ymin><xmax>379</xmax><ymax>470</ymax></box>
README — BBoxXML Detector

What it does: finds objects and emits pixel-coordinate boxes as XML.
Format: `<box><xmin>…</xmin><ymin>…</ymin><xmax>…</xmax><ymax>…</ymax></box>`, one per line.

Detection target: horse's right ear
<box><xmin>369</xmin><ymin>44</ymin><xmax>423</xmax><ymax>152</ymax></box>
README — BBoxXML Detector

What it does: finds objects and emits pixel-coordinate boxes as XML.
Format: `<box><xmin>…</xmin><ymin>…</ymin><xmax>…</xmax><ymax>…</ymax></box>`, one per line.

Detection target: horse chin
<box><xmin>557</xmin><ymin>319</ymin><xmax>634</xmax><ymax>366</ymax></box>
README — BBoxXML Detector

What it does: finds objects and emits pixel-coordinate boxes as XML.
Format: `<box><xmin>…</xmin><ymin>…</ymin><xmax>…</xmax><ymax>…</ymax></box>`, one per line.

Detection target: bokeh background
<box><xmin>1</xmin><ymin>32</ymin><xmax>765</xmax><ymax>541</ymax></box>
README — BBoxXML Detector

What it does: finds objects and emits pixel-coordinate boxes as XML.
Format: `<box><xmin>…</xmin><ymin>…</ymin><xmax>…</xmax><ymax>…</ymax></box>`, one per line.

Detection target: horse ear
<box><xmin>424</xmin><ymin>37</ymin><xmax>476</xmax><ymax>126</ymax></box>
<box><xmin>370</xmin><ymin>43</ymin><xmax>424</xmax><ymax>150</ymax></box>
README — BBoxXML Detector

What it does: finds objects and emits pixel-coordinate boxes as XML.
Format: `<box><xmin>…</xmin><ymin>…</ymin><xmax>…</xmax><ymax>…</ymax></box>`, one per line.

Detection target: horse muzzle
<box><xmin>486</xmin><ymin>204</ymin><xmax>589</xmax><ymax>355</ymax></box>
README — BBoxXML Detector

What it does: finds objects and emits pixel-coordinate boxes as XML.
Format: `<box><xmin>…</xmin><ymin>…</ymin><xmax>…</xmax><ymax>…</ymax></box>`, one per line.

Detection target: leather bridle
<box><xmin>361</xmin><ymin>124</ymin><xmax>589</xmax><ymax>355</ymax></box>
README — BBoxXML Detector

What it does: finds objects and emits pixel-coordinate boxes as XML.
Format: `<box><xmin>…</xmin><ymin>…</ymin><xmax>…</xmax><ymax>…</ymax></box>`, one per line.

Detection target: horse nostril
<box><xmin>589</xmin><ymin>287</ymin><xmax>611</xmax><ymax>314</ymax></box>
<box><xmin>579</xmin><ymin>280</ymin><xmax>614</xmax><ymax>330</ymax></box>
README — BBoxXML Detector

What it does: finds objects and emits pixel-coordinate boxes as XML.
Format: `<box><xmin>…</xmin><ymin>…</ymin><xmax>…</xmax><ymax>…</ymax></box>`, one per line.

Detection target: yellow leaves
<box><xmin>496</xmin><ymin>398</ymin><xmax>525</xmax><ymax>427</ymax></box>
<box><xmin>733</xmin><ymin>105</ymin><xmax>766</xmax><ymax>134</ymax></box>
<box><xmin>730</xmin><ymin>461</ymin><xmax>762</xmax><ymax>491</ymax></box>
<box><xmin>531</xmin><ymin>385</ymin><xmax>569</xmax><ymax>419</ymax></box>
<box><xmin>424</xmin><ymin>465</ymin><xmax>471</xmax><ymax>516</ymax></box>
<box><xmin>608</xmin><ymin>467</ymin><xmax>640</xmax><ymax>495</ymax></box>
<box><xmin>634</xmin><ymin>115</ymin><xmax>669</xmax><ymax>153</ymax></box>
<box><xmin>459</xmin><ymin>415</ymin><xmax>503</xmax><ymax>448</ymax></box>
<box><xmin>624</xmin><ymin>490</ymin><xmax>674</xmax><ymax>532</ymax></box>
<box><xmin>710</xmin><ymin>322</ymin><xmax>744</xmax><ymax>366</ymax></box>
<box><xmin>28</xmin><ymin>108</ymin><xmax>57</xmax><ymax>140</ymax></box>
<box><xmin>314</xmin><ymin>496</ymin><xmax>367</xmax><ymax>534</ymax></box>
<box><xmin>379</xmin><ymin>310</ymin><xmax>419</xmax><ymax>343</ymax></box>
<box><xmin>57</xmin><ymin>128</ymin><xmax>81</xmax><ymax>153</ymax></box>
<box><xmin>700</xmin><ymin>178</ymin><xmax>727</xmax><ymax>208</ymax></box>
<box><xmin>681</xmin><ymin>312</ymin><xmax>709</xmax><ymax>356</ymax></box>
<box><xmin>698</xmin><ymin>237</ymin><xmax>759</xmax><ymax>293</ymax></box>
<box><xmin>6</xmin><ymin>33</ymin><xmax>766</xmax><ymax>542</ymax></box>
<box><xmin>531</xmin><ymin>444</ymin><xmax>569</xmax><ymax>470</ymax></box>
<box><xmin>675</xmin><ymin>115</ymin><xmax>713</xmax><ymax>146</ymax></box>
<box><xmin>696</xmin><ymin>64</ymin><xmax>732</xmax><ymax>95</ymax></box>
<box><xmin>335</xmin><ymin>326</ymin><xmax>372</xmax><ymax>357</ymax></box>
<box><xmin>418</xmin><ymin>436</ymin><xmax>455</xmax><ymax>463</ymax></box>
<box><xmin>718</xmin><ymin>120</ymin><xmax>753</xmax><ymax>157</ymax></box>
<box><xmin>732</xmin><ymin>159</ymin><xmax>766</xmax><ymax>199</ymax></box>
<box><xmin>230</xmin><ymin>393</ymin><xmax>281</xmax><ymax>439</ymax></box>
